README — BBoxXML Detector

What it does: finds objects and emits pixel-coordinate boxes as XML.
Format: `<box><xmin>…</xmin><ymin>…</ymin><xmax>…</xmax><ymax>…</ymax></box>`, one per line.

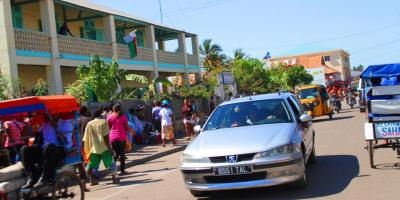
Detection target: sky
<box><xmin>90</xmin><ymin>0</ymin><xmax>400</xmax><ymax>67</ymax></box>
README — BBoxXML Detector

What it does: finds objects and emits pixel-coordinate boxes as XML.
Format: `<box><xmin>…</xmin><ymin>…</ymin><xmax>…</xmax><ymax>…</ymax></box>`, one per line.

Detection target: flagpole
<box><xmin>159</xmin><ymin>0</ymin><xmax>163</xmax><ymax>24</ymax></box>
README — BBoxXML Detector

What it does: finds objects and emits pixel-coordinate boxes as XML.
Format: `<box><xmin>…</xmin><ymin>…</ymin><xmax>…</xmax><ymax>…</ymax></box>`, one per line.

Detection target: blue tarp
<box><xmin>361</xmin><ymin>63</ymin><xmax>400</xmax><ymax>78</ymax></box>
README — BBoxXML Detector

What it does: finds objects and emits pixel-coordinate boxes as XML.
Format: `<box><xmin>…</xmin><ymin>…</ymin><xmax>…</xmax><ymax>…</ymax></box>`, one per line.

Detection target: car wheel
<box><xmin>308</xmin><ymin>136</ymin><xmax>316</xmax><ymax>164</ymax></box>
<box><xmin>190</xmin><ymin>190</ymin><xmax>209</xmax><ymax>197</ymax></box>
<box><xmin>289</xmin><ymin>153</ymin><xmax>307</xmax><ymax>189</ymax></box>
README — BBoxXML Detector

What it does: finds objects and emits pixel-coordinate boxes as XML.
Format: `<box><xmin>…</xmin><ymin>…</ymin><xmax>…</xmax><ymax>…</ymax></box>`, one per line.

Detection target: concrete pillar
<box><xmin>145</xmin><ymin>25</ymin><xmax>159</xmax><ymax>86</ymax></box>
<box><xmin>40</xmin><ymin>0</ymin><xmax>62</xmax><ymax>94</ymax></box>
<box><xmin>157</xmin><ymin>39</ymin><xmax>165</xmax><ymax>50</ymax></box>
<box><xmin>178</xmin><ymin>32</ymin><xmax>189</xmax><ymax>85</ymax></box>
<box><xmin>103</xmin><ymin>15</ymin><xmax>118</xmax><ymax>59</ymax></box>
<box><xmin>0</xmin><ymin>0</ymin><xmax>18</xmax><ymax>80</ymax></box>
<box><xmin>191</xmin><ymin>35</ymin><xmax>202</xmax><ymax>83</ymax></box>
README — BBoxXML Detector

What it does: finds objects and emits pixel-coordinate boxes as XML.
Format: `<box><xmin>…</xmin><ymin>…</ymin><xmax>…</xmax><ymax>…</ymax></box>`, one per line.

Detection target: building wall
<box><xmin>20</xmin><ymin>3</ymin><xmax>41</xmax><ymax>31</ymax></box>
<box><xmin>269</xmin><ymin>50</ymin><xmax>351</xmax><ymax>80</ymax></box>
<box><xmin>61</xmin><ymin>66</ymin><xmax>77</xmax><ymax>89</ymax></box>
<box><xmin>18</xmin><ymin>65</ymin><xmax>47</xmax><ymax>91</ymax></box>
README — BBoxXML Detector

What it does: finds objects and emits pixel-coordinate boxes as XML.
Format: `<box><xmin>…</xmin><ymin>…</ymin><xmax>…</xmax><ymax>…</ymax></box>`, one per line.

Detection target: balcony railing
<box><xmin>156</xmin><ymin>50</ymin><xmax>185</xmax><ymax>65</ymax></box>
<box><xmin>117</xmin><ymin>44</ymin><xmax>154</xmax><ymax>61</ymax></box>
<box><xmin>58</xmin><ymin>35</ymin><xmax>112</xmax><ymax>58</ymax></box>
<box><xmin>14</xmin><ymin>28</ymin><xmax>51</xmax><ymax>55</ymax></box>
<box><xmin>187</xmin><ymin>54</ymin><xmax>198</xmax><ymax>66</ymax></box>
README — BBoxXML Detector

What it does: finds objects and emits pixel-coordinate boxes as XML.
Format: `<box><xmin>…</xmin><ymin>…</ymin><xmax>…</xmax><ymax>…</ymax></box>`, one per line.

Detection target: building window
<box><xmin>324</xmin><ymin>56</ymin><xmax>330</xmax><ymax>62</ymax></box>
<box><xmin>80</xmin><ymin>20</ymin><xmax>104</xmax><ymax>41</ymax></box>
<box><xmin>116</xmin><ymin>28</ymin><xmax>125</xmax><ymax>44</ymax></box>
<box><xmin>136</xmin><ymin>30</ymin><xmax>145</xmax><ymax>48</ymax></box>
<box><xmin>291</xmin><ymin>58</ymin><xmax>296</xmax><ymax>65</ymax></box>
<box><xmin>12</xmin><ymin>5</ymin><xmax>23</xmax><ymax>29</ymax></box>
<box><xmin>345</xmin><ymin>57</ymin><xmax>348</xmax><ymax>64</ymax></box>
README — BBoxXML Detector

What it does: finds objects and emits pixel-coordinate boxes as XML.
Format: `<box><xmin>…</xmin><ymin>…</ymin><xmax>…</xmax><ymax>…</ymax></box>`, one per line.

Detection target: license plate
<box><xmin>213</xmin><ymin>165</ymin><xmax>252</xmax><ymax>176</ymax></box>
<box><xmin>374</xmin><ymin>122</ymin><xmax>400</xmax><ymax>138</ymax></box>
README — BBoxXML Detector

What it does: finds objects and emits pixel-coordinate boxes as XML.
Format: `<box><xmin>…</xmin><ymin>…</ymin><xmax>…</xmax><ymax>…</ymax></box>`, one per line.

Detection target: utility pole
<box><xmin>158</xmin><ymin>0</ymin><xmax>163</xmax><ymax>24</ymax></box>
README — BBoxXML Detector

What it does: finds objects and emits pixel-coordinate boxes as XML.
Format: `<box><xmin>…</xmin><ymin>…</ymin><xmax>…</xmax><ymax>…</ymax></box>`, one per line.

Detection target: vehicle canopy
<box><xmin>360</xmin><ymin>63</ymin><xmax>400</xmax><ymax>79</ymax></box>
<box><xmin>0</xmin><ymin>95</ymin><xmax>79</xmax><ymax>123</ymax></box>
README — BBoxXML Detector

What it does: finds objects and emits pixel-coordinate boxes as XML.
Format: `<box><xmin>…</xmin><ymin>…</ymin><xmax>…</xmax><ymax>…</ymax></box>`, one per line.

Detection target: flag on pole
<box><xmin>123</xmin><ymin>31</ymin><xmax>138</xmax><ymax>58</ymax></box>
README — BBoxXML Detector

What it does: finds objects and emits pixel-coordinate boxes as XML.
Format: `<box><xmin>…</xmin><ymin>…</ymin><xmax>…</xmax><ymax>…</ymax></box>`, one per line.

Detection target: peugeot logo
<box><xmin>226</xmin><ymin>155</ymin><xmax>238</xmax><ymax>163</ymax></box>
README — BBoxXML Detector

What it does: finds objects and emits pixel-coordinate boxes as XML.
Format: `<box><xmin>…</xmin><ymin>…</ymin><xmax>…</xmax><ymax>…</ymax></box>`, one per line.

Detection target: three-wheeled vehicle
<box><xmin>0</xmin><ymin>95</ymin><xmax>84</xmax><ymax>200</ymax></box>
<box><xmin>297</xmin><ymin>85</ymin><xmax>334</xmax><ymax>119</ymax></box>
<box><xmin>362</xmin><ymin>64</ymin><xmax>400</xmax><ymax>168</ymax></box>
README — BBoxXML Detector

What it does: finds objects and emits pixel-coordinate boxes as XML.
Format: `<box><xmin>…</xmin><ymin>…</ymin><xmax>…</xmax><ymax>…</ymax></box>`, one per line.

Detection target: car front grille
<box><xmin>209</xmin><ymin>153</ymin><xmax>256</xmax><ymax>163</ymax></box>
<box><xmin>203</xmin><ymin>172</ymin><xmax>267</xmax><ymax>184</ymax></box>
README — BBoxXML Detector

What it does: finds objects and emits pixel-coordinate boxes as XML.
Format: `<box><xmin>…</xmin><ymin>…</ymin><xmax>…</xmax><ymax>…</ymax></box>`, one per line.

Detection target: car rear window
<box><xmin>203</xmin><ymin>99</ymin><xmax>292</xmax><ymax>131</ymax></box>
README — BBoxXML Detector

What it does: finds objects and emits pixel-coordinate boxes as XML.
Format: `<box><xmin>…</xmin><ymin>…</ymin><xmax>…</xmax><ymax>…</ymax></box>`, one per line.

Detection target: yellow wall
<box><xmin>61</xmin><ymin>67</ymin><xmax>78</xmax><ymax>89</ymax></box>
<box><xmin>18</xmin><ymin>65</ymin><xmax>47</xmax><ymax>91</ymax></box>
<box><xmin>21</xmin><ymin>3</ymin><xmax>41</xmax><ymax>31</ymax></box>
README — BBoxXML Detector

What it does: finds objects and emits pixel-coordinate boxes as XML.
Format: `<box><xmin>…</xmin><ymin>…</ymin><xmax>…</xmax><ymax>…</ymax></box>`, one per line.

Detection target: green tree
<box><xmin>233</xmin><ymin>48</ymin><xmax>247</xmax><ymax>60</ymax></box>
<box><xmin>267</xmin><ymin>64</ymin><xmax>289</xmax><ymax>91</ymax></box>
<box><xmin>31</xmin><ymin>79</ymin><xmax>48</xmax><ymax>96</ymax></box>
<box><xmin>286</xmin><ymin>66</ymin><xmax>313</xmax><ymax>90</ymax></box>
<box><xmin>73</xmin><ymin>54</ymin><xmax>147</xmax><ymax>102</ymax></box>
<box><xmin>199</xmin><ymin>39</ymin><xmax>227</xmax><ymax>72</ymax></box>
<box><xmin>0</xmin><ymin>75</ymin><xmax>21</xmax><ymax>100</ymax></box>
<box><xmin>65</xmin><ymin>80</ymin><xmax>87</xmax><ymax>103</ymax></box>
<box><xmin>231</xmin><ymin>58</ymin><xmax>270</xmax><ymax>95</ymax></box>
<box><xmin>352</xmin><ymin>65</ymin><xmax>364</xmax><ymax>72</ymax></box>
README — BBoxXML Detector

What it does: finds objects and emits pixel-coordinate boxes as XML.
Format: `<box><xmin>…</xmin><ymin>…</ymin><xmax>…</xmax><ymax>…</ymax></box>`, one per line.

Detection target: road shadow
<box><xmin>201</xmin><ymin>155</ymin><xmax>359</xmax><ymax>200</ymax></box>
<box><xmin>140</xmin><ymin>167</ymin><xmax>177</xmax><ymax>173</ymax></box>
<box><xmin>313</xmin><ymin>116</ymin><xmax>354</xmax><ymax>123</ymax></box>
<box><xmin>89</xmin><ymin>178</ymin><xmax>162</xmax><ymax>191</ymax></box>
<box><xmin>374</xmin><ymin>162</ymin><xmax>400</xmax><ymax>170</ymax></box>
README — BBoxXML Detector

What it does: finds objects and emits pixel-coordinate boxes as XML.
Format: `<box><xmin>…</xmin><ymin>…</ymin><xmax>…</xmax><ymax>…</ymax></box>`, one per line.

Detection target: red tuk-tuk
<box><xmin>0</xmin><ymin>95</ymin><xmax>84</xmax><ymax>200</ymax></box>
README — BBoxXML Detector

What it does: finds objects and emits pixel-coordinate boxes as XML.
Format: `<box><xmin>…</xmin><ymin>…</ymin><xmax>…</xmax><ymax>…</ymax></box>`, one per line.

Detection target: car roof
<box><xmin>220</xmin><ymin>92</ymin><xmax>293</xmax><ymax>106</ymax></box>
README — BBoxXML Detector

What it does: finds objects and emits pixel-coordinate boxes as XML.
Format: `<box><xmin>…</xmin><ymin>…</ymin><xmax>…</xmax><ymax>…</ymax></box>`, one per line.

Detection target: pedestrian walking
<box><xmin>160</xmin><ymin>100</ymin><xmax>176</xmax><ymax>147</ymax></box>
<box><xmin>107</xmin><ymin>104</ymin><xmax>135</xmax><ymax>175</ymax></box>
<box><xmin>182</xmin><ymin>99</ymin><xmax>195</xmax><ymax>140</ymax></box>
<box><xmin>82</xmin><ymin>108</ymin><xmax>118</xmax><ymax>185</ymax></box>
<box><xmin>152</xmin><ymin>100</ymin><xmax>162</xmax><ymax>134</ymax></box>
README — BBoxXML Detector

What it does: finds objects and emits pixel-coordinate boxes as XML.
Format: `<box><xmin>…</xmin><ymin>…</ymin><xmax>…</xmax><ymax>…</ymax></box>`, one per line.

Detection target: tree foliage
<box><xmin>199</xmin><ymin>39</ymin><xmax>227</xmax><ymax>72</ymax></box>
<box><xmin>31</xmin><ymin>79</ymin><xmax>48</xmax><ymax>96</ymax></box>
<box><xmin>352</xmin><ymin>65</ymin><xmax>364</xmax><ymax>72</ymax></box>
<box><xmin>0</xmin><ymin>75</ymin><xmax>21</xmax><ymax>100</ymax></box>
<box><xmin>231</xmin><ymin>58</ymin><xmax>271</xmax><ymax>95</ymax></box>
<box><xmin>286</xmin><ymin>66</ymin><xmax>313</xmax><ymax>90</ymax></box>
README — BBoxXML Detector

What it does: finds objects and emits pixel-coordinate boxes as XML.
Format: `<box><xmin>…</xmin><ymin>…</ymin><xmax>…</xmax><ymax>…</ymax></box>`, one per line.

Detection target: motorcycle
<box><xmin>349</xmin><ymin>95</ymin><xmax>357</xmax><ymax>109</ymax></box>
<box><xmin>331</xmin><ymin>95</ymin><xmax>342</xmax><ymax>113</ymax></box>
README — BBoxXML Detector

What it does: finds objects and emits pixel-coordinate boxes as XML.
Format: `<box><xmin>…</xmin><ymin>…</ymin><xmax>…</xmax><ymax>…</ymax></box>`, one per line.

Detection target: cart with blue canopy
<box><xmin>361</xmin><ymin>63</ymin><xmax>400</xmax><ymax>168</ymax></box>
<box><xmin>0</xmin><ymin>95</ymin><xmax>84</xmax><ymax>200</ymax></box>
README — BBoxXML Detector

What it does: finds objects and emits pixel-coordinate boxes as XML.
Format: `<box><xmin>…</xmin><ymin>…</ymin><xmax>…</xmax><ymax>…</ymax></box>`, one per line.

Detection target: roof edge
<box><xmin>268</xmin><ymin>49</ymin><xmax>350</xmax><ymax>60</ymax></box>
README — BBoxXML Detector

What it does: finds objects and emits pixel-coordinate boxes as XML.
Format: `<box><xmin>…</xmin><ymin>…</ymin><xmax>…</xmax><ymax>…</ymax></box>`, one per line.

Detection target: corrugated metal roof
<box><xmin>59</xmin><ymin>0</ymin><xmax>196</xmax><ymax>36</ymax></box>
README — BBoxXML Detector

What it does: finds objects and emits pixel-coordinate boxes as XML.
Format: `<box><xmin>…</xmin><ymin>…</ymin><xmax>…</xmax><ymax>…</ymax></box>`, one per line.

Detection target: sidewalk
<box><xmin>98</xmin><ymin>138</ymin><xmax>190</xmax><ymax>175</ymax></box>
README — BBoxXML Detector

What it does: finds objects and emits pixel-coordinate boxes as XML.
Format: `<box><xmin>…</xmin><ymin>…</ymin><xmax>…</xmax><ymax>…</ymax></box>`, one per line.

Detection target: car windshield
<box><xmin>203</xmin><ymin>99</ymin><xmax>292</xmax><ymax>131</ymax></box>
<box><xmin>298</xmin><ymin>88</ymin><xmax>318</xmax><ymax>99</ymax></box>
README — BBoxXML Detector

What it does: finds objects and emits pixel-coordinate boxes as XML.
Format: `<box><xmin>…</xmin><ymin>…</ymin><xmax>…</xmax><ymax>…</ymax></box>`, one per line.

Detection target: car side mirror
<box><xmin>194</xmin><ymin>125</ymin><xmax>202</xmax><ymax>133</ymax></box>
<box><xmin>300</xmin><ymin>114</ymin><xmax>313</xmax><ymax>123</ymax></box>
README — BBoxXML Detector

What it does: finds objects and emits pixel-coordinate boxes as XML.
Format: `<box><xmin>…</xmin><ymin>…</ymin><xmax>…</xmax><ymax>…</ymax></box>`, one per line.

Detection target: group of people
<box><xmin>0</xmin><ymin>98</ymin><xmax>198</xmax><ymax>190</ymax></box>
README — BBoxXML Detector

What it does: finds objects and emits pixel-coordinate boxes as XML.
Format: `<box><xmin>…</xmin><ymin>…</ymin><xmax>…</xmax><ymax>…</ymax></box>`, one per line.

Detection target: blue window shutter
<box><xmin>12</xmin><ymin>5</ymin><xmax>23</xmax><ymax>29</ymax></box>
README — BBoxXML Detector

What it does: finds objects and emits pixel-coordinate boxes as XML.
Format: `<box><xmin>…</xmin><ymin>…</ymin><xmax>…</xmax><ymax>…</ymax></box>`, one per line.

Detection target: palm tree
<box><xmin>199</xmin><ymin>39</ymin><xmax>226</xmax><ymax>72</ymax></box>
<box><xmin>233</xmin><ymin>48</ymin><xmax>246</xmax><ymax>60</ymax></box>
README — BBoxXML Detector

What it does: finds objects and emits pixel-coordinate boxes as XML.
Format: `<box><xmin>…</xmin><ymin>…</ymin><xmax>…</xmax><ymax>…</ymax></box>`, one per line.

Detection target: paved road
<box><xmin>87</xmin><ymin>106</ymin><xmax>400</xmax><ymax>200</ymax></box>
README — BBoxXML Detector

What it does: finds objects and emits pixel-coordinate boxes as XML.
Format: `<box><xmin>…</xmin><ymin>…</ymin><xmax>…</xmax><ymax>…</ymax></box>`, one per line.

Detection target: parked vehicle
<box><xmin>180</xmin><ymin>92</ymin><xmax>316</xmax><ymax>197</ymax></box>
<box><xmin>362</xmin><ymin>64</ymin><xmax>400</xmax><ymax>168</ymax></box>
<box><xmin>0</xmin><ymin>95</ymin><xmax>84</xmax><ymax>200</ymax></box>
<box><xmin>297</xmin><ymin>85</ymin><xmax>333</xmax><ymax>119</ymax></box>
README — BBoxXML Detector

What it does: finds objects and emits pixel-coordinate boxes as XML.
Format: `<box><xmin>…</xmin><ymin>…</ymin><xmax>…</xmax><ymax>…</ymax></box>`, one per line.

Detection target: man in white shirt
<box><xmin>159</xmin><ymin>100</ymin><xmax>176</xmax><ymax>147</ymax></box>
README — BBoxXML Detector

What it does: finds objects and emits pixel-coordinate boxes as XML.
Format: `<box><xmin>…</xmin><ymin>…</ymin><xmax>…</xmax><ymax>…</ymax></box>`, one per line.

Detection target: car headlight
<box><xmin>253</xmin><ymin>144</ymin><xmax>301</xmax><ymax>159</ymax></box>
<box><xmin>313</xmin><ymin>101</ymin><xmax>320</xmax><ymax>106</ymax></box>
<box><xmin>181</xmin><ymin>153</ymin><xmax>210</xmax><ymax>163</ymax></box>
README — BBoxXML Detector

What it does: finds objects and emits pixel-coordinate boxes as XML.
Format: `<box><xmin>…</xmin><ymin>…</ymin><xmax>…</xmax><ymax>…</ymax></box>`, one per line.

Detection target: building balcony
<box><xmin>14</xmin><ymin>28</ymin><xmax>51</xmax><ymax>57</ymax></box>
<box><xmin>156</xmin><ymin>50</ymin><xmax>185</xmax><ymax>69</ymax></box>
<box><xmin>117</xmin><ymin>44</ymin><xmax>154</xmax><ymax>65</ymax></box>
<box><xmin>58</xmin><ymin>35</ymin><xmax>112</xmax><ymax>60</ymax></box>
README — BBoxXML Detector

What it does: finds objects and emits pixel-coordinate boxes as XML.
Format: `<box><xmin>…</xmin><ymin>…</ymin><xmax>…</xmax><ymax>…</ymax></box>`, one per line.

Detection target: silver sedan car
<box><xmin>180</xmin><ymin>92</ymin><xmax>316</xmax><ymax>197</ymax></box>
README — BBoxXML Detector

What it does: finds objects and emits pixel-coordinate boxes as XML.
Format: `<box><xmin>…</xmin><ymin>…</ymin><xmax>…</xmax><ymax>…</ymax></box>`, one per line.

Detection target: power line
<box><xmin>351</xmin><ymin>37</ymin><xmax>400</xmax><ymax>55</ymax></box>
<box><xmin>148</xmin><ymin>0</ymin><xmax>235</xmax><ymax>19</ymax></box>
